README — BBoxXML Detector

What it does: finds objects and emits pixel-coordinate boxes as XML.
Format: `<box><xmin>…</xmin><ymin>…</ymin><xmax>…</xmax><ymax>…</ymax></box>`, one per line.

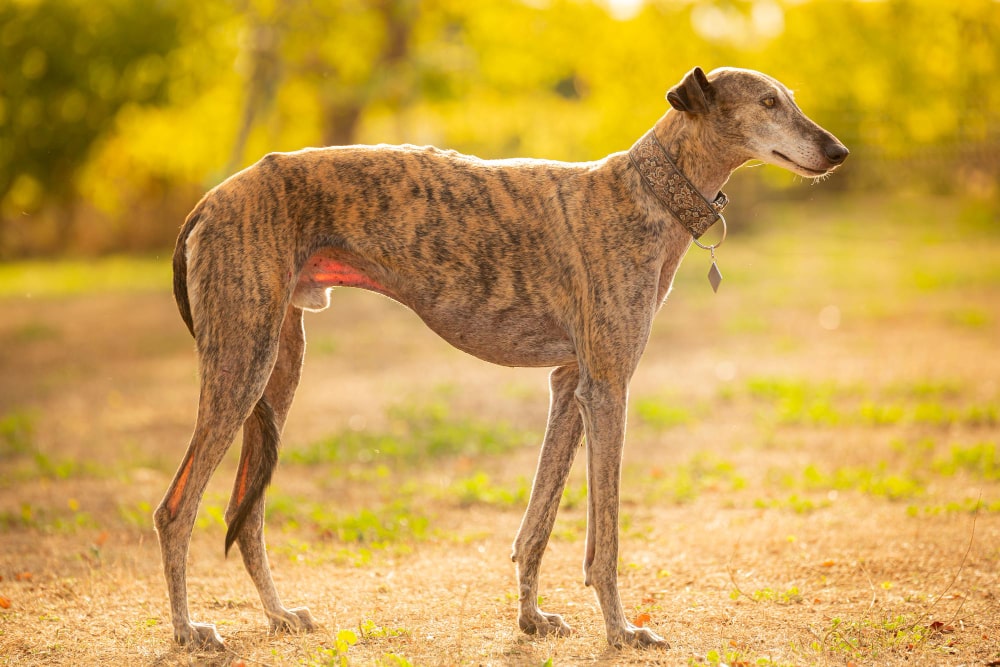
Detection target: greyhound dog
<box><xmin>155</xmin><ymin>67</ymin><xmax>847</xmax><ymax>650</ymax></box>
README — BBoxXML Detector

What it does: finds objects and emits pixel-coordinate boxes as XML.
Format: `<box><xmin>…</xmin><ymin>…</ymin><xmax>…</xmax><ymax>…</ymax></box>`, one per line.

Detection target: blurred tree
<box><xmin>1</xmin><ymin>0</ymin><xmax>997</xmax><ymax>257</ymax></box>
<box><xmin>0</xmin><ymin>0</ymin><xmax>180</xmax><ymax>255</ymax></box>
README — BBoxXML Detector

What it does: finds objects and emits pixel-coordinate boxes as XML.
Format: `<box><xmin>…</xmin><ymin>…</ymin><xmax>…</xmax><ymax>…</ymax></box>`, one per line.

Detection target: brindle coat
<box><xmin>155</xmin><ymin>67</ymin><xmax>847</xmax><ymax>650</ymax></box>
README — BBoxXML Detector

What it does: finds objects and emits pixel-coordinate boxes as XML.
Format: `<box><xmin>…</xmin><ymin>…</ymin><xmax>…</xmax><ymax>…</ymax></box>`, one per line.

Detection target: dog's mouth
<box><xmin>771</xmin><ymin>151</ymin><xmax>831</xmax><ymax>177</ymax></box>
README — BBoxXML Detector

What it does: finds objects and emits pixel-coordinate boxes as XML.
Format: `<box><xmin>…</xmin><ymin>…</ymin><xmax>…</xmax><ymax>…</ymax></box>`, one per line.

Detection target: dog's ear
<box><xmin>666</xmin><ymin>67</ymin><xmax>713</xmax><ymax>114</ymax></box>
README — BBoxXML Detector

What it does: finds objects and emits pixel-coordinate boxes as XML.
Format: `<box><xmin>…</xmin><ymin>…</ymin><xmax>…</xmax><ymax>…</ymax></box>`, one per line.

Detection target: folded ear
<box><xmin>666</xmin><ymin>67</ymin><xmax>713</xmax><ymax>114</ymax></box>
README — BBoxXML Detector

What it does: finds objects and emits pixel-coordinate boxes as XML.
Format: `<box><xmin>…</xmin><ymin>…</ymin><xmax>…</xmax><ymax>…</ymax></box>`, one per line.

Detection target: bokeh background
<box><xmin>1</xmin><ymin>0</ymin><xmax>998</xmax><ymax>258</ymax></box>
<box><xmin>2</xmin><ymin>3</ymin><xmax>1000</xmax><ymax>665</ymax></box>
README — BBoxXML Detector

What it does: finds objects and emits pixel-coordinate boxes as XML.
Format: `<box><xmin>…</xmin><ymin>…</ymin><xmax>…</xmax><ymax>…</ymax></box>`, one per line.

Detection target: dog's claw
<box><xmin>518</xmin><ymin>609</ymin><xmax>573</xmax><ymax>637</ymax></box>
<box><xmin>175</xmin><ymin>621</ymin><xmax>225</xmax><ymax>651</ymax></box>
<box><xmin>268</xmin><ymin>606</ymin><xmax>316</xmax><ymax>634</ymax></box>
<box><xmin>609</xmin><ymin>623</ymin><xmax>670</xmax><ymax>649</ymax></box>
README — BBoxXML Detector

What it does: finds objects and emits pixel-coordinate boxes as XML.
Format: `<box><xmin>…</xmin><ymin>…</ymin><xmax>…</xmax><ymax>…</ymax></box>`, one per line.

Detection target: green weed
<box><xmin>302</xmin><ymin>629</ymin><xmax>359</xmax><ymax>667</ymax></box>
<box><xmin>947</xmin><ymin>307</ymin><xmax>992</xmax><ymax>329</ymax></box>
<box><xmin>754</xmin><ymin>494</ymin><xmax>830</xmax><ymax>514</ymax></box>
<box><xmin>802</xmin><ymin>464</ymin><xmax>924</xmax><ymax>501</ymax></box>
<box><xmin>633</xmin><ymin>397</ymin><xmax>694</xmax><ymax>430</ymax></box>
<box><xmin>752</xmin><ymin>586</ymin><xmax>803</xmax><ymax>605</ymax></box>
<box><xmin>0</xmin><ymin>499</ymin><xmax>98</xmax><ymax>533</ymax></box>
<box><xmin>646</xmin><ymin>452</ymin><xmax>745</xmax><ymax>504</ymax></box>
<box><xmin>814</xmin><ymin>614</ymin><xmax>931</xmax><ymax>660</ymax></box>
<box><xmin>907</xmin><ymin>498</ymin><xmax>1000</xmax><ymax>516</ymax></box>
<box><xmin>265</xmin><ymin>495</ymin><xmax>430</xmax><ymax>551</ymax></box>
<box><xmin>358</xmin><ymin>619</ymin><xmax>410</xmax><ymax>639</ymax></box>
<box><xmin>118</xmin><ymin>500</ymin><xmax>154</xmax><ymax>530</ymax></box>
<box><xmin>560</xmin><ymin>480</ymin><xmax>588</xmax><ymax>510</ymax></box>
<box><xmin>195</xmin><ymin>503</ymin><xmax>227</xmax><ymax>530</ymax></box>
<box><xmin>7</xmin><ymin>321</ymin><xmax>60</xmax><ymax>343</ymax></box>
<box><xmin>933</xmin><ymin>441</ymin><xmax>998</xmax><ymax>480</ymax></box>
<box><xmin>0</xmin><ymin>410</ymin><xmax>35</xmax><ymax>459</ymax></box>
<box><xmin>743</xmin><ymin>376</ymin><xmax>997</xmax><ymax>430</ymax></box>
<box><xmin>0</xmin><ymin>410</ymin><xmax>98</xmax><ymax>481</ymax></box>
<box><xmin>288</xmin><ymin>400</ymin><xmax>533</xmax><ymax>467</ymax></box>
<box><xmin>448</xmin><ymin>473</ymin><xmax>528</xmax><ymax>507</ymax></box>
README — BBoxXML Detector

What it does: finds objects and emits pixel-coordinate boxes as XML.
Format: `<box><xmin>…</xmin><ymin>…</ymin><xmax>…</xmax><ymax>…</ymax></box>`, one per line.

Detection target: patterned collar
<box><xmin>628</xmin><ymin>130</ymin><xmax>728</xmax><ymax>240</ymax></box>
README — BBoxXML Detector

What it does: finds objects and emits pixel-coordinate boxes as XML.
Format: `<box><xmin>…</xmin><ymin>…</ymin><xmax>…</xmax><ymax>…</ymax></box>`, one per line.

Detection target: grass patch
<box><xmin>644</xmin><ymin>452</ymin><xmax>745</xmax><ymax>504</ymax></box>
<box><xmin>0</xmin><ymin>410</ymin><xmax>94</xmax><ymax>482</ymax></box>
<box><xmin>742</xmin><ymin>376</ymin><xmax>997</xmax><ymax>430</ymax></box>
<box><xmin>802</xmin><ymin>464</ymin><xmax>924</xmax><ymax>501</ymax></box>
<box><xmin>0</xmin><ymin>256</ymin><xmax>170</xmax><ymax>298</ymax></box>
<box><xmin>447</xmin><ymin>473</ymin><xmax>529</xmax><ymax>508</ymax></box>
<box><xmin>811</xmin><ymin>613</ymin><xmax>934</xmax><ymax>661</ymax></box>
<box><xmin>730</xmin><ymin>585</ymin><xmax>803</xmax><ymax>605</ymax></box>
<box><xmin>932</xmin><ymin>441</ymin><xmax>998</xmax><ymax>480</ymax></box>
<box><xmin>0</xmin><ymin>410</ymin><xmax>35</xmax><ymax>459</ymax></box>
<box><xmin>754</xmin><ymin>493</ymin><xmax>831</xmax><ymax>514</ymax></box>
<box><xmin>0</xmin><ymin>499</ymin><xmax>100</xmax><ymax>533</ymax></box>
<box><xmin>633</xmin><ymin>397</ymin><xmax>694</xmax><ymax>430</ymax></box>
<box><xmin>267</xmin><ymin>496</ymin><xmax>430</xmax><ymax>547</ymax></box>
<box><xmin>287</xmin><ymin>399</ymin><xmax>534</xmax><ymax>467</ymax></box>
<box><xmin>907</xmin><ymin>498</ymin><xmax>1000</xmax><ymax>516</ymax></box>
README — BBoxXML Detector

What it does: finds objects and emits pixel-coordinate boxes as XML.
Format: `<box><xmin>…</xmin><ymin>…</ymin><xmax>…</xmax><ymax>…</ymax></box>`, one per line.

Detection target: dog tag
<box><xmin>707</xmin><ymin>249</ymin><xmax>722</xmax><ymax>293</ymax></box>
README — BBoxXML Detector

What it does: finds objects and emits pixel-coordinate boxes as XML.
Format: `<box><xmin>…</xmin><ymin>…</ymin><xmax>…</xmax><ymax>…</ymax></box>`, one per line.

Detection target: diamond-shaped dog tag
<box><xmin>708</xmin><ymin>261</ymin><xmax>722</xmax><ymax>293</ymax></box>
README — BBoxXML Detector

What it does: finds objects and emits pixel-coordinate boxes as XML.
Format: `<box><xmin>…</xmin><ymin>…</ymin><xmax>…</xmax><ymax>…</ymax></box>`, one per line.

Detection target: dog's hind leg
<box><xmin>224</xmin><ymin>304</ymin><xmax>316</xmax><ymax>635</ymax></box>
<box><xmin>511</xmin><ymin>364</ymin><xmax>583</xmax><ymax>637</ymax></box>
<box><xmin>154</xmin><ymin>300</ymin><xmax>285</xmax><ymax>649</ymax></box>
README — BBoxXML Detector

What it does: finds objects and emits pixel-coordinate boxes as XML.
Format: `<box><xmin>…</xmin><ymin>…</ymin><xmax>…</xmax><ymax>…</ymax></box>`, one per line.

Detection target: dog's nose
<box><xmin>825</xmin><ymin>143</ymin><xmax>849</xmax><ymax>164</ymax></box>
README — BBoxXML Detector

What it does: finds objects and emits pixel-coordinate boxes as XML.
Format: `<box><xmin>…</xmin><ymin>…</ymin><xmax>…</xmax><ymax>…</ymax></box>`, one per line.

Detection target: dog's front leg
<box><xmin>576</xmin><ymin>375</ymin><xmax>669</xmax><ymax>649</ymax></box>
<box><xmin>511</xmin><ymin>365</ymin><xmax>583</xmax><ymax>637</ymax></box>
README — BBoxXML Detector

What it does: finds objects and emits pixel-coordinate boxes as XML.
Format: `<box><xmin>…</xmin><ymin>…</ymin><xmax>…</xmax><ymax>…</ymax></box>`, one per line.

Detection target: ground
<box><xmin>1</xmin><ymin>194</ymin><xmax>998</xmax><ymax>666</ymax></box>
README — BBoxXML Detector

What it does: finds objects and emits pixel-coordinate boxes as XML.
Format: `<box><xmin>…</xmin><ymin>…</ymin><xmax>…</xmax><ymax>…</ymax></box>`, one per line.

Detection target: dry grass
<box><xmin>1</xmin><ymin>194</ymin><xmax>999</xmax><ymax>666</ymax></box>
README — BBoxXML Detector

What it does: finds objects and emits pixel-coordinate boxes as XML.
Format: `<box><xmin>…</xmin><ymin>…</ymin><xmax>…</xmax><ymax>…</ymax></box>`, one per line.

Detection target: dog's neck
<box><xmin>629</xmin><ymin>110</ymin><xmax>743</xmax><ymax>239</ymax></box>
<box><xmin>628</xmin><ymin>129</ymin><xmax>728</xmax><ymax>240</ymax></box>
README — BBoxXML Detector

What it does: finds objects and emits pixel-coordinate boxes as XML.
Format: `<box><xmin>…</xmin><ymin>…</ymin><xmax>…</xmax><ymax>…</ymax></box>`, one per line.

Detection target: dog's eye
<box><xmin>762</xmin><ymin>97</ymin><xmax>776</xmax><ymax>108</ymax></box>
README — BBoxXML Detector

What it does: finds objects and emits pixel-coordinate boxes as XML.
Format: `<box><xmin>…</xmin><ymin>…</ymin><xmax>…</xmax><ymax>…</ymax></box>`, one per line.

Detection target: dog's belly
<box><xmin>415</xmin><ymin>307</ymin><xmax>576</xmax><ymax>368</ymax></box>
<box><xmin>294</xmin><ymin>250</ymin><xmax>576</xmax><ymax>367</ymax></box>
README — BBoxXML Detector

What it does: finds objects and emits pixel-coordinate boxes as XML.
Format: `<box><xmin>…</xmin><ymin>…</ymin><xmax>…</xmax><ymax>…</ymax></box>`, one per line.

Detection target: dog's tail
<box><xmin>172</xmin><ymin>202</ymin><xmax>281</xmax><ymax>556</ymax></box>
<box><xmin>172</xmin><ymin>203</ymin><xmax>201</xmax><ymax>339</ymax></box>
<box><xmin>224</xmin><ymin>398</ymin><xmax>280</xmax><ymax>555</ymax></box>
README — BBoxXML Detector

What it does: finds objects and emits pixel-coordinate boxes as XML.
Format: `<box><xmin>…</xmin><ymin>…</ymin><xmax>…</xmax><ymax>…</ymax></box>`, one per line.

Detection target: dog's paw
<box><xmin>174</xmin><ymin>621</ymin><xmax>225</xmax><ymax>650</ymax></box>
<box><xmin>518</xmin><ymin>609</ymin><xmax>573</xmax><ymax>637</ymax></box>
<box><xmin>268</xmin><ymin>606</ymin><xmax>317</xmax><ymax>634</ymax></box>
<box><xmin>608</xmin><ymin>623</ymin><xmax>670</xmax><ymax>650</ymax></box>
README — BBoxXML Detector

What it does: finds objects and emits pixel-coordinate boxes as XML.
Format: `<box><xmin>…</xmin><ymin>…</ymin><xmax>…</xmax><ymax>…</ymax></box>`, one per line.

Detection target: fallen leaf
<box><xmin>930</xmin><ymin>620</ymin><xmax>955</xmax><ymax>633</ymax></box>
<box><xmin>95</xmin><ymin>531</ymin><xmax>109</xmax><ymax>547</ymax></box>
<box><xmin>633</xmin><ymin>612</ymin><xmax>651</xmax><ymax>627</ymax></box>
<box><xmin>0</xmin><ymin>595</ymin><xmax>10</xmax><ymax>609</ymax></box>
<box><xmin>15</xmin><ymin>571</ymin><xmax>32</xmax><ymax>582</ymax></box>
<box><xmin>641</xmin><ymin>596</ymin><xmax>656</xmax><ymax>604</ymax></box>
<box><xmin>821</xmin><ymin>560</ymin><xmax>836</xmax><ymax>567</ymax></box>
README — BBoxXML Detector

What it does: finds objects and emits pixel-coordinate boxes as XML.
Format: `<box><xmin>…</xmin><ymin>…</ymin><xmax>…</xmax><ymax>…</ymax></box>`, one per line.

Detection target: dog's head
<box><xmin>667</xmin><ymin>67</ymin><xmax>848</xmax><ymax>178</ymax></box>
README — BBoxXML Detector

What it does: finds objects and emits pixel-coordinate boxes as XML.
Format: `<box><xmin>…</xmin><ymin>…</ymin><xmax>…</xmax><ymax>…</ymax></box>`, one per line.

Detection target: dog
<box><xmin>154</xmin><ymin>66</ymin><xmax>847</xmax><ymax>650</ymax></box>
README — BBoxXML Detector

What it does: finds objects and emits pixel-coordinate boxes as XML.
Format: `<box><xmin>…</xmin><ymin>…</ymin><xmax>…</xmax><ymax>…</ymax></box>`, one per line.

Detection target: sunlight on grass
<box><xmin>0</xmin><ymin>256</ymin><xmax>170</xmax><ymax>298</ymax></box>
<box><xmin>287</xmin><ymin>399</ymin><xmax>535</xmax><ymax>467</ymax></box>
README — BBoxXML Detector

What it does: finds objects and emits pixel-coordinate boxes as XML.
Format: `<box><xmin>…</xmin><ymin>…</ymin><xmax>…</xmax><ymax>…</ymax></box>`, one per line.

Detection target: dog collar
<box><xmin>628</xmin><ymin>130</ymin><xmax>728</xmax><ymax>240</ymax></box>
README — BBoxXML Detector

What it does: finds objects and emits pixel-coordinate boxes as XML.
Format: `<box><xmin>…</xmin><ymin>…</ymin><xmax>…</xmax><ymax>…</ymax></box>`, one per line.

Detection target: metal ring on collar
<box><xmin>692</xmin><ymin>213</ymin><xmax>727</xmax><ymax>251</ymax></box>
